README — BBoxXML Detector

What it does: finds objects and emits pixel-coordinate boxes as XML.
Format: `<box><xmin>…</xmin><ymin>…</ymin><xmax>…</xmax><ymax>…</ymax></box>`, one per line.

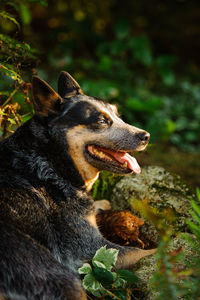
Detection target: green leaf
<box><xmin>92</xmin><ymin>260</ymin><xmax>106</xmax><ymax>269</ymax></box>
<box><xmin>19</xmin><ymin>3</ymin><xmax>31</xmax><ymax>25</ymax></box>
<box><xmin>190</xmin><ymin>211</ymin><xmax>200</xmax><ymax>226</ymax></box>
<box><xmin>22</xmin><ymin>113</ymin><xmax>32</xmax><ymax>123</ymax></box>
<box><xmin>0</xmin><ymin>11</ymin><xmax>20</xmax><ymax>30</ymax></box>
<box><xmin>7</xmin><ymin>118</ymin><xmax>16</xmax><ymax>125</ymax></box>
<box><xmin>93</xmin><ymin>267</ymin><xmax>114</xmax><ymax>285</ymax></box>
<box><xmin>113</xmin><ymin>289</ymin><xmax>127</xmax><ymax>300</ymax></box>
<box><xmin>92</xmin><ymin>246</ymin><xmax>119</xmax><ymax>271</ymax></box>
<box><xmin>159</xmin><ymin>69</ymin><xmax>175</xmax><ymax>86</ymax></box>
<box><xmin>0</xmin><ymin>109</ymin><xmax>6</xmax><ymax>116</ymax></box>
<box><xmin>82</xmin><ymin>273</ymin><xmax>102</xmax><ymax>290</ymax></box>
<box><xmin>196</xmin><ymin>188</ymin><xmax>200</xmax><ymax>202</ymax></box>
<box><xmin>112</xmin><ymin>277</ymin><xmax>126</xmax><ymax>288</ymax></box>
<box><xmin>156</xmin><ymin>54</ymin><xmax>178</xmax><ymax>68</ymax></box>
<box><xmin>128</xmin><ymin>36</ymin><xmax>153</xmax><ymax>66</ymax></box>
<box><xmin>0</xmin><ymin>64</ymin><xmax>23</xmax><ymax>84</ymax></box>
<box><xmin>187</xmin><ymin>221</ymin><xmax>200</xmax><ymax>239</ymax></box>
<box><xmin>191</xmin><ymin>199</ymin><xmax>200</xmax><ymax>216</ymax></box>
<box><xmin>98</xmin><ymin>55</ymin><xmax>112</xmax><ymax>72</ymax></box>
<box><xmin>78</xmin><ymin>263</ymin><xmax>92</xmax><ymax>275</ymax></box>
<box><xmin>82</xmin><ymin>273</ymin><xmax>104</xmax><ymax>297</ymax></box>
<box><xmin>88</xmin><ymin>289</ymin><xmax>102</xmax><ymax>297</ymax></box>
<box><xmin>117</xmin><ymin>269</ymin><xmax>139</xmax><ymax>283</ymax></box>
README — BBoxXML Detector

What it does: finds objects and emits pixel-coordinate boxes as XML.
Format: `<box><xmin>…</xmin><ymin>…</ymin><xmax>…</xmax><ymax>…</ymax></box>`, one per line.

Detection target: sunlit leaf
<box><xmin>0</xmin><ymin>11</ymin><xmax>20</xmax><ymax>29</ymax></box>
<box><xmin>19</xmin><ymin>3</ymin><xmax>31</xmax><ymax>24</ymax></box>
<box><xmin>78</xmin><ymin>263</ymin><xmax>92</xmax><ymax>275</ymax></box>
<box><xmin>92</xmin><ymin>246</ymin><xmax>119</xmax><ymax>271</ymax></box>
<box><xmin>92</xmin><ymin>260</ymin><xmax>106</xmax><ymax>269</ymax></box>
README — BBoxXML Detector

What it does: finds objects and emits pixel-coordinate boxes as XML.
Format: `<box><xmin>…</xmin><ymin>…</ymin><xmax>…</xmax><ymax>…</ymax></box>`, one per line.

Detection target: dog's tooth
<box><xmin>92</xmin><ymin>147</ymin><xmax>114</xmax><ymax>162</ymax></box>
<box><xmin>100</xmin><ymin>152</ymin><xmax>105</xmax><ymax>158</ymax></box>
<box><xmin>123</xmin><ymin>162</ymin><xmax>128</xmax><ymax>168</ymax></box>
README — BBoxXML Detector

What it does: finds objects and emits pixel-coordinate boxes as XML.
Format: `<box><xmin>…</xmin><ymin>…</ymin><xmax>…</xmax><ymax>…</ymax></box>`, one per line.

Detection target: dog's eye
<box><xmin>97</xmin><ymin>118</ymin><xmax>107</xmax><ymax>125</ymax></box>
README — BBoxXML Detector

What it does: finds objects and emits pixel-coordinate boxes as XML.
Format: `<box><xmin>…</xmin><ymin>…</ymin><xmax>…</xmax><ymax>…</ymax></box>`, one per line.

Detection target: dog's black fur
<box><xmin>0</xmin><ymin>72</ymin><xmax>154</xmax><ymax>299</ymax></box>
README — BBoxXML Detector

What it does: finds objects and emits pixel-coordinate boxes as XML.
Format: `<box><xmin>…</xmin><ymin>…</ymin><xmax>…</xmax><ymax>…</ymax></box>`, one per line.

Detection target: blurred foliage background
<box><xmin>0</xmin><ymin>0</ymin><xmax>200</xmax><ymax>187</ymax></box>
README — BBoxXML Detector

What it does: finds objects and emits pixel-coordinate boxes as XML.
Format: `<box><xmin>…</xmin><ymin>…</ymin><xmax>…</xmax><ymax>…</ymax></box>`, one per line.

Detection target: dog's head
<box><xmin>32</xmin><ymin>72</ymin><xmax>150</xmax><ymax>190</ymax></box>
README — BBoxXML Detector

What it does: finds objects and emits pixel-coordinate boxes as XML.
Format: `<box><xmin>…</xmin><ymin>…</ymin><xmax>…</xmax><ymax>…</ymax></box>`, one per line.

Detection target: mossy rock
<box><xmin>110</xmin><ymin>166</ymin><xmax>194</xmax><ymax>243</ymax></box>
<box><xmin>133</xmin><ymin>233</ymin><xmax>195</xmax><ymax>300</ymax></box>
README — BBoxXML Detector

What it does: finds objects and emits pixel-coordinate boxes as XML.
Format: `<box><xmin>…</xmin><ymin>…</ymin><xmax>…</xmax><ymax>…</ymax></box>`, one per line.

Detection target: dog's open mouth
<box><xmin>87</xmin><ymin>145</ymin><xmax>141</xmax><ymax>174</ymax></box>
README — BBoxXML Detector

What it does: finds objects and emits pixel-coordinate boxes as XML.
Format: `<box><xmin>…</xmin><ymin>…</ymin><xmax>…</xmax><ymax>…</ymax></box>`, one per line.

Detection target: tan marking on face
<box><xmin>86</xmin><ymin>213</ymin><xmax>98</xmax><ymax>228</ymax></box>
<box><xmin>86</xmin><ymin>99</ymin><xmax>114</xmax><ymax>120</ymax></box>
<box><xmin>116</xmin><ymin>248</ymin><xmax>156</xmax><ymax>269</ymax></box>
<box><xmin>111</xmin><ymin>104</ymin><xmax>119</xmax><ymax>116</ymax></box>
<box><xmin>67</xmin><ymin>125</ymin><xmax>100</xmax><ymax>191</ymax></box>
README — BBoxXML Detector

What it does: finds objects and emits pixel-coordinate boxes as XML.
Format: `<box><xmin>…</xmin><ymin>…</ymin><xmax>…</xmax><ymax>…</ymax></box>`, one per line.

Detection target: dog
<box><xmin>0</xmin><ymin>71</ymin><xmax>155</xmax><ymax>299</ymax></box>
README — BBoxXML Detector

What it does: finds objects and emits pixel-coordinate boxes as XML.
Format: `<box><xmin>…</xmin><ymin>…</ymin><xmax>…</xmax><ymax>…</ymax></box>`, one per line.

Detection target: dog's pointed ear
<box><xmin>32</xmin><ymin>76</ymin><xmax>63</xmax><ymax>116</ymax></box>
<box><xmin>58</xmin><ymin>71</ymin><xmax>84</xmax><ymax>98</ymax></box>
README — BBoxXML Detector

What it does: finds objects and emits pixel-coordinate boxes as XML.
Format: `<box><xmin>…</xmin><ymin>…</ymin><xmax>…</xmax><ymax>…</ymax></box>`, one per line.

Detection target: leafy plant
<box><xmin>0</xmin><ymin>0</ymin><xmax>46</xmax><ymax>138</ymax></box>
<box><xmin>147</xmin><ymin>188</ymin><xmax>200</xmax><ymax>299</ymax></box>
<box><xmin>182</xmin><ymin>188</ymin><xmax>200</xmax><ymax>298</ymax></box>
<box><xmin>78</xmin><ymin>246</ymin><xmax>138</xmax><ymax>299</ymax></box>
<box><xmin>92</xmin><ymin>171</ymin><xmax>121</xmax><ymax>200</ymax></box>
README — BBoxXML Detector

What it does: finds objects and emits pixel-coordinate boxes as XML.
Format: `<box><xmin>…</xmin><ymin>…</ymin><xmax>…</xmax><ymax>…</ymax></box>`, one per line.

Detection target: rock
<box><xmin>133</xmin><ymin>233</ymin><xmax>196</xmax><ymax>300</ymax></box>
<box><xmin>110</xmin><ymin>166</ymin><xmax>194</xmax><ymax>243</ymax></box>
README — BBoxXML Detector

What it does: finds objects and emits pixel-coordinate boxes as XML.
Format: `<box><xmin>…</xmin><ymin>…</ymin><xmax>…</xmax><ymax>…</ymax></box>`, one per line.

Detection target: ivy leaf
<box><xmin>117</xmin><ymin>269</ymin><xmax>139</xmax><ymax>283</ymax></box>
<box><xmin>92</xmin><ymin>260</ymin><xmax>106</xmax><ymax>269</ymax></box>
<box><xmin>78</xmin><ymin>263</ymin><xmax>92</xmax><ymax>275</ymax></box>
<box><xmin>93</xmin><ymin>267</ymin><xmax>114</xmax><ymax>285</ymax></box>
<box><xmin>82</xmin><ymin>273</ymin><xmax>104</xmax><ymax>297</ymax></box>
<box><xmin>92</xmin><ymin>246</ymin><xmax>119</xmax><ymax>271</ymax></box>
<box><xmin>82</xmin><ymin>273</ymin><xmax>102</xmax><ymax>290</ymax></box>
<box><xmin>113</xmin><ymin>277</ymin><xmax>127</xmax><ymax>288</ymax></box>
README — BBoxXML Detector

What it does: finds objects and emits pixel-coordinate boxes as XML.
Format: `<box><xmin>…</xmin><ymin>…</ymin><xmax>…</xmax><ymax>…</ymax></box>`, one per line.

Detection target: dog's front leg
<box><xmin>85</xmin><ymin>210</ymin><xmax>156</xmax><ymax>269</ymax></box>
<box><xmin>116</xmin><ymin>246</ymin><xmax>156</xmax><ymax>269</ymax></box>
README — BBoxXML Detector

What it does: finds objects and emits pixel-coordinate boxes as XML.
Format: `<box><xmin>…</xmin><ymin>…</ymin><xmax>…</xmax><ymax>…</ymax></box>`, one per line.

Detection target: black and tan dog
<box><xmin>0</xmin><ymin>72</ymin><xmax>155</xmax><ymax>299</ymax></box>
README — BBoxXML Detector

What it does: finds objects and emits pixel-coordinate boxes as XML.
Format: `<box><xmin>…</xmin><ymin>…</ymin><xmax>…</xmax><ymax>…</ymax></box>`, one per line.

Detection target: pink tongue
<box><xmin>112</xmin><ymin>151</ymin><xmax>141</xmax><ymax>174</ymax></box>
<box><xmin>100</xmin><ymin>148</ymin><xmax>141</xmax><ymax>174</ymax></box>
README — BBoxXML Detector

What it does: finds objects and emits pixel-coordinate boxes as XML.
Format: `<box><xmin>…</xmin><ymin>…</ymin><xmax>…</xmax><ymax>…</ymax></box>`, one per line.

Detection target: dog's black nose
<box><xmin>138</xmin><ymin>131</ymin><xmax>150</xmax><ymax>143</ymax></box>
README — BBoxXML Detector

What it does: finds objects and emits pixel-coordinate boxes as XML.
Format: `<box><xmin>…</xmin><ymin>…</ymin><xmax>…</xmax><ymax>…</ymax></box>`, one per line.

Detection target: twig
<box><xmin>104</xmin><ymin>289</ymin><xmax>121</xmax><ymax>300</ymax></box>
<box><xmin>2</xmin><ymin>87</ymin><xmax>19</xmax><ymax>108</ymax></box>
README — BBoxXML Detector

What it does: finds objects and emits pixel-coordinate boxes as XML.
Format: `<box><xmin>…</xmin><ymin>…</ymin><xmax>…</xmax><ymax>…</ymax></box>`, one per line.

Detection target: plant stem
<box><xmin>104</xmin><ymin>289</ymin><xmax>121</xmax><ymax>300</ymax></box>
<box><xmin>2</xmin><ymin>87</ymin><xmax>19</xmax><ymax>108</ymax></box>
